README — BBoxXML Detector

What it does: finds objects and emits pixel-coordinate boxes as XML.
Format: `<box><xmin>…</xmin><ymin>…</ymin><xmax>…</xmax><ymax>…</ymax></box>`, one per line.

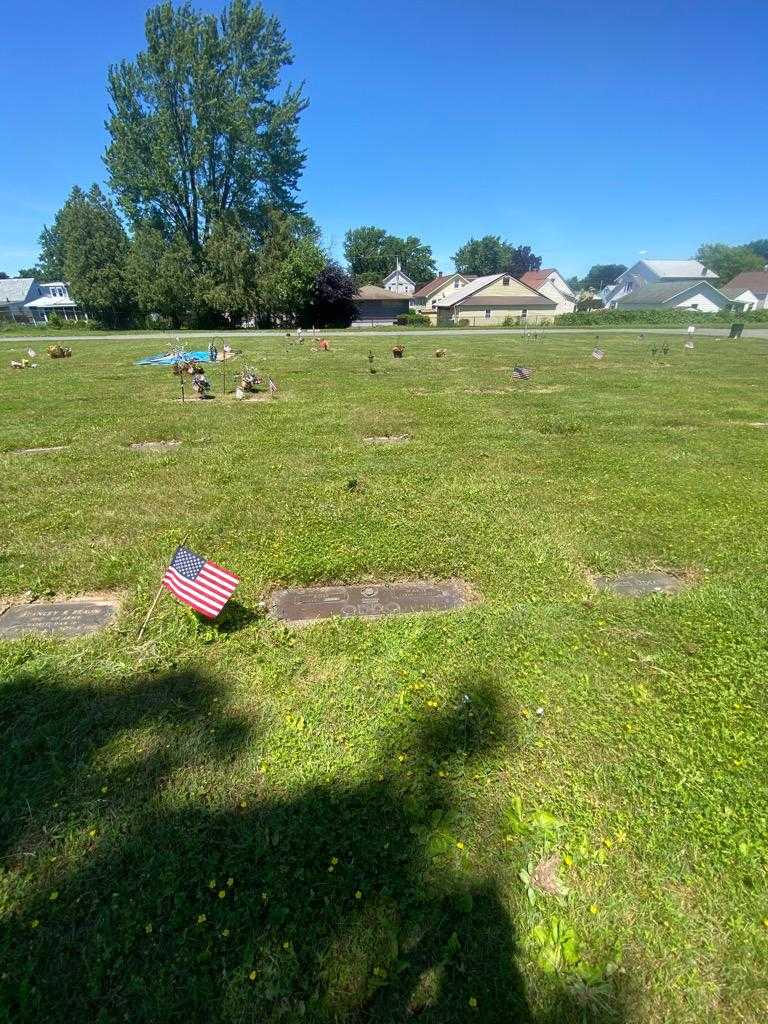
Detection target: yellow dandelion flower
<box><xmin>355</xmin><ymin>890</ymin><xmax>363</xmax><ymax>900</ymax></box>
<box><xmin>88</xmin><ymin>829</ymin><xmax>97</xmax><ymax>838</ymax></box>
<box><xmin>249</xmin><ymin>970</ymin><xmax>256</xmax><ymax>981</ymax></box>
<box><xmin>438</xmin><ymin>770</ymin><xmax>447</xmax><ymax>778</ymax></box>
<box><xmin>197</xmin><ymin>914</ymin><xmax>207</xmax><ymax>924</ymax></box>
<box><xmin>397</xmin><ymin>754</ymin><xmax>406</xmax><ymax>763</ymax></box>
<box><xmin>427</xmin><ymin>700</ymin><xmax>438</xmax><ymax>708</ymax></box>
<box><xmin>589</xmin><ymin>905</ymin><xmax>598</xmax><ymax>915</ymax></box>
<box><xmin>30</xmin><ymin>919</ymin><xmax>40</xmax><ymax>929</ymax></box>
<box><xmin>218</xmin><ymin>890</ymin><xmax>226</xmax><ymax>899</ymax></box>
<box><xmin>49</xmin><ymin>891</ymin><xmax>59</xmax><ymax>902</ymax></box>
<box><xmin>145</xmin><ymin>923</ymin><xmax>153</xmax><ymax>934</ymax></box>
<box><xmin>762</xmin><ymin>918</ymin><xmax>768</xmax><ymax>929</ymax></box>
<box><xmin>469</xmin><ymin>996</ymin><xmax>478</xmax><ymax>1008</ymax></box>
<box><xmin>282</xmin><ymin>941</ymin><xmax>290</xmax><ymax>950</ymax></box>
<box><xmin>563</xmin><ymin>854</ymin><xmax>573</xmax><ymax>866</ymax></box>
<box><xmin>240</xmin><ymin>801</ymin><xmax>247</xmax><ymax>809</ymax></box>
<box><xmin>456</xmin><ymin>841</ymin><xmax>465</xmax><ymax>850</ymax></box>
<box><xmin>331</xmin><ymin>857</ymin><xmax>339</xmax><ymax>865</ymax></box>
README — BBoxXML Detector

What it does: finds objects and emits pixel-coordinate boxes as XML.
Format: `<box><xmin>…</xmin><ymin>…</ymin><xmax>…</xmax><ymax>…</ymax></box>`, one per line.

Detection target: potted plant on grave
<box><xmin>392</xmin><ymin>344</ymin><xmax>405</xmax><ymax>359</ymax></box>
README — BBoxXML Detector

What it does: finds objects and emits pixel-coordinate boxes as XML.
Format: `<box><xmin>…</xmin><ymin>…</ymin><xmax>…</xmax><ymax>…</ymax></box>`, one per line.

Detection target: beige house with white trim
<box><xmin>409</xmin><ymin>273</ymin><xmax>472</xmax><ymax>321</ymax></box>
<box><xmin>435</xmin><ymin>273</ymin><xmax>556</xmax><ymax>326</ymax></box>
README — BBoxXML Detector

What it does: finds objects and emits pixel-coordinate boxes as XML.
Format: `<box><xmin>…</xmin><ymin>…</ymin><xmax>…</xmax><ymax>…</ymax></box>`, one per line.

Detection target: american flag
<box><xmin>268</xmin><ymin>377</ymin><xmax>278</xmax><ymax>395</ymax></box>
<box><xmin>162</xmin><ymin>545</ymin><xmax>240</xmax><ymax>619</ymax></box>
<box><xmin>592</xmin><ymin>348</ymin><xmax>606</xmax><ymax>360</ymax></box>
<box><xmin>512</xmin><ymin>366</ymin><xmax>532</xmax><ymax>380</ymax></box>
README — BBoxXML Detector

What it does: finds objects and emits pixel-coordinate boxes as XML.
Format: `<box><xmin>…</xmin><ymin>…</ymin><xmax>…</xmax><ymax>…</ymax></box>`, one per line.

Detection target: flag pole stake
<box><xmin>137</xmin><ymin>583</ymin><xmax>166</xmax><ymax>642</ymax></box>
<box><xmin>137</xmin><ymin>537</ymin><xmax>188</xmax><ymax>641</ymax></box>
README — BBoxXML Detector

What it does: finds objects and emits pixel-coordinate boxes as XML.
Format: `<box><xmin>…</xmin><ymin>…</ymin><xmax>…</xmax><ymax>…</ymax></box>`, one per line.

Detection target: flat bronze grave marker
<box><xmin>594</xmin><ymin>571</ymin><xmax>686</xmax><ymax>597</ymax></box>
<box><xmin>0</xmin><ymin>600</ymin><xmax>118</xmax><ymax>639</ymax></box>
<box><xmin>130</xmin><ymin>440</ymin><xmax>181</xmax><ymax>452</ymax></box>
<box><xmin>10</xmin><ymin>446</ymin><xmax>68</xmax><ymax>455</ymax></box>
<box><xmin>363</xmin><ymin>434</ymin><xmax>410</xmax><ymax>445</ymax></box>
<box><xmin>268</xmin><ymin>581</ymin><xmax>470</xmax><ymax>624</ymax></box>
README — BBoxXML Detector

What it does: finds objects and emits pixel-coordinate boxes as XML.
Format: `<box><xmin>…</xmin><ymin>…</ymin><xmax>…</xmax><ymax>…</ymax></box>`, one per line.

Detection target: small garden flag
<box><xmin>512</xmin><ymin>366</ymin><xmax>532</xmax><ymax>380</ymax></box>
<box><xmin>162</xmin><ymin>545</ymin><xmax>240</xmax><ymax>618</ymax></box>
<box><xmin>592</xmin><ymin>348</ymin><xmax>606</xmax><ymax>360</ymax></box>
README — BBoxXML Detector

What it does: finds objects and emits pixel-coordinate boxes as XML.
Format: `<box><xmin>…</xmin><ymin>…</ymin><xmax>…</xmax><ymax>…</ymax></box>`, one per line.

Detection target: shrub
<box><xmin>458</xmin><ymin>319</ymin><xmax>469</xmax><ymax>328</ymax></box>
<box><xmin>555</xmin><ymin>307</ymin><xmax>768</xmax><ymax>328</ymax></box>
<box><xmin>395</xmin><ymin>310</ymin><xmax>430</xmax><ymax>327</ymax></box>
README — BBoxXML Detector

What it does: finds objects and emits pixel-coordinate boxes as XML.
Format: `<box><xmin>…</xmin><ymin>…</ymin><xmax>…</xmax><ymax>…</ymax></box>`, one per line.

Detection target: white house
<box><xmin>520</xmin><ymin>269</ymin><xmax>576</xmax><ymax>314</ymax></box>
<box><xmin>0</xmin><ymin>278</ymin><xmax>84</xmax><ymax>323</ymax></box>
<box><xmin>382</xmin><ymin>260</ymin><xmax>416</xmax><ymax>295</ymax></box>
<box><xmin>603</xmin><ymin>259</ymin><xmax>718</xmax><ymax>308</ymax></box>
<box><xmin>614</xmin><ymin>280</ymin><xmax>732</xmax><ymax>313</ymax></box>
<box><xmin>721</xmin><ymin>271</ymin><xmax>768</xmax><ymax>310</ymax></box>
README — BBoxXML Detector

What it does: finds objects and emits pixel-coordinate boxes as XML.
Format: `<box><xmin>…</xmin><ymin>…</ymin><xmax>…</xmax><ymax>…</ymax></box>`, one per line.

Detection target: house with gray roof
<box><xmin>0</xmin><ymin>277</ymin><xmax>83</xmax><ymax>323</ymax></box>
<box><xmin>613</xmin><ymin>279</ymin><xmax>732</xmax><ymax>312</ymax></box>
<box><xmin>435</xmin><ymin>272</ymin><xmax>556</xmax><ymax>326</ymax></box>
<box><xmin>603</xmin><ymin>259</ymin><xmax>719</xmax><ymax>308</ymax></box>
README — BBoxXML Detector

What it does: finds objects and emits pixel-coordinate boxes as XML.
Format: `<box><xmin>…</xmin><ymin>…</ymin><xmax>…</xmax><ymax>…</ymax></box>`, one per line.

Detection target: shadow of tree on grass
<box><xmin>0</xmin><ymin>664</ymin><xmax>625</xmax><ymax>1023</ymax></box>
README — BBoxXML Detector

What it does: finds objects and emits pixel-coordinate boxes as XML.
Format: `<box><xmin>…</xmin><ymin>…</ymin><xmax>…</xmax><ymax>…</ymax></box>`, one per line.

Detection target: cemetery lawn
<box><xmin>1</xmin><ymin>332</ymin><xmax>767</xmax><ymax>1024</ymax></box>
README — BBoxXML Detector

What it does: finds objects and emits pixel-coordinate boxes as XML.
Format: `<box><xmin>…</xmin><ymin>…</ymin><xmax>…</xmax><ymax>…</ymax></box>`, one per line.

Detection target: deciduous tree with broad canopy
<box><xmin>452</xmin><ymin>235</ymin><xmax>541</xmax><ymax>279</ymax></box>
<box><xmin>695</xmin><ymin>243</ymin><xmax>764</xmax><ymax>284</ymax></box>
<box><xmin>344</xmin><ymin>226</ymin><xmax>437</xmax><ymax>286</ymax></box>
<box><xmin>104</xmin><ymin>0</ymin><xmax>307</xmax><ymax>248</ymax></box>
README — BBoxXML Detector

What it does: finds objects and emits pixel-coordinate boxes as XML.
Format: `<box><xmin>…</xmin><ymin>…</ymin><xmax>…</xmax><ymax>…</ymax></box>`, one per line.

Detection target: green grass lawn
<box><xmin>1</xmin><ymin>332</ymin><xmax>766</xmax><ymax>1023</ymax></box>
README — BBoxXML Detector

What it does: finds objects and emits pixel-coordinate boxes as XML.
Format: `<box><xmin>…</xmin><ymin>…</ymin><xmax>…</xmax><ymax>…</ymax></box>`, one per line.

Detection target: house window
<box><xmin>502</xmin><ymin>276</ymin><xmax>510</xmax><ymax>286</ymax></box>
<box><xmin>485</xmin><ymin>308</ymin><xmax>491</xmax><ymax>319</ymax></box>
<box><xmin>520</xmin><ymin>308</ymin><xmax>528</xmax><ymax>319</ymax></box>
<box><xmin>454</xmin><ymin>279</ymin><xmax>460</xmax><ymax>287</ymax></box>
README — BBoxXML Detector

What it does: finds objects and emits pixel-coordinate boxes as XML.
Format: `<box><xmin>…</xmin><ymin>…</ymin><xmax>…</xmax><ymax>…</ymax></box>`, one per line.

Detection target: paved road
<box><xmin>4</xmin><ymin>326</ymin><xmax>768</xmax><ymax>344</ymax></box>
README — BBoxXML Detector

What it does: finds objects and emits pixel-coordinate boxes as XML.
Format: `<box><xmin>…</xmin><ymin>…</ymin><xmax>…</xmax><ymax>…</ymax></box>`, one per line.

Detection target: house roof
<box><xmin>0</xmin><ymin>278</ymin><xmax>35</xmax><ymax>304</ymax></box>
<box><xmin>722</xmin><ymin>271</ymin><xmax>768</xmax><ymax>297</ymax></box>
<box><xmin>353</xmin><ymin>285</ymin><xmax>410</xmax><ymax>301</ymax></box>
<box><xmin>520</xmin><ymin>269</ymin><xmax>555</xmax><ymax>288</ymax></box>
<box><xmin>456</xmin><ymin>295</ymin><xmax>556</xmax><ymax>309</ymax></box>
<box><xmin>25</xmin><ymin>295</ymin><xmax>77</xmax><ymax>308</ymax></box>
<box><xmin>640</xmin><ymin>260</ymin><xmax>718</xmax><ymax>280</ymax></box>
<box><xmin>412</xmin><ymin>274</ymin><xmax>465</xmax><ymax>299</ymax></box>
<box><xmin>436</xmin><ymin>274</ymin><xmax>505</xmax><ymax>307</ymax></box>
<box><xmin>616</xmin><ymin>281</ymin><xmax>728</xmax><ymax>307</ymax></box>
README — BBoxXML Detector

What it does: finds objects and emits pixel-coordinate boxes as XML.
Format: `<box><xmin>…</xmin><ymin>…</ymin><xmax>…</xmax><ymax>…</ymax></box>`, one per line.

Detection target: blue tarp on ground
<box><xmin>136</xmin><ymin>350</ymin><xmax>213</xmax><ymax>366</ymax></box>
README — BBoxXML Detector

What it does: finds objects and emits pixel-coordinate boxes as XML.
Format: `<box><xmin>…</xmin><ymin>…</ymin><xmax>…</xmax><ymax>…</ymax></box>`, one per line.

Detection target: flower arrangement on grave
<box><xmin>47</xmin><ymin>344</ymin><xmax>72</xmax><ymax>358</ymax></box>
<box><xmin>392</xmin><ymin>344</ymin><xmax>404</xmax><ymax>358</ymax></box>
<box><xmin>191</xmin><ymin>369</ymin><xmax>212</xmax><ymax>398</ymax></box>
<box><xmin>239</xmin><ymin>367</ymin><xmax>264</xmax><ymax>393</ymax></box>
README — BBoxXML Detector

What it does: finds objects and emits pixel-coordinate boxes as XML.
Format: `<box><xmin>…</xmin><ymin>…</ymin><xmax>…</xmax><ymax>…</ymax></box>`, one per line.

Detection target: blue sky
<box><xmin>2</xmin><ymin>0</ymin><xmax>767</xmax><ymax>279</ymax></box>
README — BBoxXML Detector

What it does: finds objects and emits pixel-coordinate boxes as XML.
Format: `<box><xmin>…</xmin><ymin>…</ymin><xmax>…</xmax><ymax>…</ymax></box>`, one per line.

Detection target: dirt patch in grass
<box><xmin>363</xmin><ymin>434</ymin><xmax>410</xmax><ymax>445</ymax></box>
<box><xmin>129</xmin><ymin>440</ymin><xmax>181</xmax><ymax>452</ymax></box>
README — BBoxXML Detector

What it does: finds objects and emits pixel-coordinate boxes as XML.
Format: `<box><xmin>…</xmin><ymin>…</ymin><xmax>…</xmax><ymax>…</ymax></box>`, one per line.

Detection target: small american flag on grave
<box><xmin>268</xmin><ymin>377</ymin><xmax>278</xmax><ymax>395</ymax></box>
<box><xmin>512</xmin><ymin>366</ymin><xmax>532</xmax><ymax>380</ymax></box>
<box><xmin>162</xmin><ymin>545</ymin><xmax>240</xmax><ymax>618</ymax></box>
<box><xmin>592</xmin><ymin>348</ymin><xmax>606</xmax><ymax>359</ymax></box>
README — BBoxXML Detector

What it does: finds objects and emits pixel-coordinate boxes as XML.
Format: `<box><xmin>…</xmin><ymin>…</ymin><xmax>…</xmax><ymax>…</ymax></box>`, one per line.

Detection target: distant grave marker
<box><xmin>363</xmin><ymin>434</ymin><xmax>410</xmax><ymax>445</ymax></box>
<box><xmin>594</xmin><ymin>571</ymin><xmax>687</xmax><ymax>597</ymax></box>
<box><xmin>268</xmin><ymin>581</ymin><xmax>471</xmax><ymax>624</ymax></box>
<box><xmin>130</xmin><ymin>440</ymin><xmax>180</xmax><ymax>452</ymax></box>
<box><xmin>0</xmin><ymin>599</ymin><xmax>118</xmax><ymax>639</ymax></box>
<box><xmin>512</xmin><ymin>367</ymin><xmax>532</xmax><ymax>380</ymax></box>
<box><xmin>10</xmin><ymin>446</ymin><xmax>68</xmax><ymax>455</ymax></box>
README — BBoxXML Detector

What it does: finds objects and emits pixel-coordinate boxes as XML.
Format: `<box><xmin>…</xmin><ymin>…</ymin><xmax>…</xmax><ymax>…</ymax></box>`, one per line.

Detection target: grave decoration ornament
<box><xmin>512</xmin><ymin>366</ymin><xmax>532</xmax><ymax>380</ymax></box>
<box><xmin>191</xmin><ymin>368</ymin><xmax>212</xmax><ymax>398</ymax></box>
<box><xmin>10</xmin><ymin>357</ymin><xmax>36</xmax><ymax>369</ymax></box>
<box><xmin>592</xmin><ymin>348</ymin><xmax>605</xmax><ymax>360</ymax></box>
<box><xmin>47</xmin><ymin>344</ymin><xmax>72</xmax><ymax>359</ymax></box>
<box><xmin>392</xmin><ymin>344</ymin><xmax>405</xmax><ymax>359</ymax></box>
<box><xmin>138</xmin><ymin>544</ymin><xmax>240</xmax><ymax>640</ymax></box>
<box><xmin>684</xmin><ymin>339</ymin><xmax>694</xmax><ymax>351</ymax></box>
<box><xmin>239</xmin><ymin>367</ymin><xmax>264</xmax><ymax>394</ymax></box>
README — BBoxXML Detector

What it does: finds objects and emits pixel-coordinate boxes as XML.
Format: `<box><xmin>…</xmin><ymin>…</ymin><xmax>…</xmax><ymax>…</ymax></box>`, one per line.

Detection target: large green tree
<box><xmin>126</xmin><ymin>226</ymin><xmax>203</xmax><ymax>326</ymax></box>
<box><xmin>580</xmin><ymin>263</ymin><xmax>627</xmax><ymax>292</ymax></box>
<box><xmin>256</xmin><ymin>209</ymin><xmax>325</xmax><ymax>324</ymax></box>
<box><xmin>42</xmin><ymin>185</ymin><xmax>134</xmax><ymax>317</ymax></box>
<box><xmin>746</xmin><ymin>239</ymin><xmax>768</xmax><ymax>263</ymax></box>
<box><xmin>343</xmin><ymin>226</ymin><xmax>437</xmax><ymax>285</ymax></box>
<box><xmin>452</xmin><ymin>235</ymin><xmax>541</xmax><ymax>279</ymax></box>
<box><xmin>201</xmin><ymin>216</ymin><xmax>258</xmax><ymax>323</ymax></box>
<box><xmin>105</xmin><ymin>0</ymin><xmax>307</xmax><ymax>248</ymax></box>
<box><xmin>695</xmin><ymin>243</ymin><xmax>763</xmax><ymax>283</ymax></box>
